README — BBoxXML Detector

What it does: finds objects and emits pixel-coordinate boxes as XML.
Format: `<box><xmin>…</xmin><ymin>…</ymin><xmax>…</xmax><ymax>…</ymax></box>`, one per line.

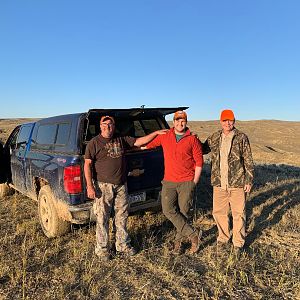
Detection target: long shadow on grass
<box><xmin>194</xmin><ymin>163</ymin><xmax>300</xmax><ymax>248</ymax></box>
<box><xmin>246</xmin><ymin>164</ymin><xmax>300</xmax><ymax>247</ymax></box>
<box><xmin>195</xmin><ymin>163</ymin><xmax>300</xmax><ymax>211</ymax></box>
<box><xmin>247</xmin><ymin>189</ymin><xmax>299</xmax><ymax>247</ymax></box>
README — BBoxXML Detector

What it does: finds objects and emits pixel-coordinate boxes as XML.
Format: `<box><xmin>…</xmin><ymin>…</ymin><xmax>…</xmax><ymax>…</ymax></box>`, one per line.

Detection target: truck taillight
<box><xmin>64</xmin><ymin>165</ymin><xmax>82</xmax><ymax>194</ymax></box>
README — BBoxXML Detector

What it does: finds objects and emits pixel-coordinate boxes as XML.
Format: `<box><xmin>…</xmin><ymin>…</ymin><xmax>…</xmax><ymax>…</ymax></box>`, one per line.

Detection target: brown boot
<box><xmin>117</xmin><ymin>245</ymin><xmax>137</xmax><ymax>257</ymax></box>
<box><xmin>172</xmin><ymin>240</ymin><xmax>183</xmax><ymax>255</ymax></box>
<box><xmin>95</xmin><ymin>248</ymin><xmax>111</xmax><ymax>262</ymax></box>
<box><xmin>189</xmin><ymin>230</ymin><xmax>202</xmax><ymax>254</ymax></box>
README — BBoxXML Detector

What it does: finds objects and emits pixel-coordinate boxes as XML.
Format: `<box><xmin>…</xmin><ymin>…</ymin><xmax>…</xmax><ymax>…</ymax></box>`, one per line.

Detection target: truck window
<box><xmin>114</xmin><ymin>118</ymin><xmax>164</xmax><ymax>137</ymax></box>
<box><xmin>16</xmin><ymin>125</ymin><xmax>32</xmax><ymax>150</ymax></box>
<box><xmin>36</xmin><ymin>124</ymin><xmax>57</xmax><ymax>145</ymax></box>
<box><xmin>84</xmin><ymin>116</ymin><xmax>167</xmax><ymax>142</ymax></box>
<box><xmin>5</xmin><ymin>127</ymin><xmax>20</xmax><ymax>151</ymax></box>
<box><xmin>55</xmin><ymin>123</ymin><xmax>71</xmax><ymax>145</ymax></box>
<box><xmin>32</xmin><ymin>122</ymin><xmax>71</xmax><ymax>151</ymax></box>
<box><xmin>138</xmin><ymin>119</ymin><xmax>162</xmax><ymax>135</ymax></box>
<box><xmin>133</xmin><ymin>120</ymin><xmax>144</xmax><ymax>137</ymax></box>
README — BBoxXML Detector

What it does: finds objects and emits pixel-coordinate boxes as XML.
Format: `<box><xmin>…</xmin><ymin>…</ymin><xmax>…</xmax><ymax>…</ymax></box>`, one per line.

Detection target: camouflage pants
<box><xmin>93</xmin><ymin>182</ymin><xmax>131</xmax><ymax>252</ymax></box>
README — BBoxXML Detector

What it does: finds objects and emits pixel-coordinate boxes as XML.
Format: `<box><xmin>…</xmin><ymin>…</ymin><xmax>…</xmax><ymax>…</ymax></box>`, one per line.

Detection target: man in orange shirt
<box><xmin>145</xmin><ymin>111</ymin><xmax>203</xmax><ymax>254</ymax></box>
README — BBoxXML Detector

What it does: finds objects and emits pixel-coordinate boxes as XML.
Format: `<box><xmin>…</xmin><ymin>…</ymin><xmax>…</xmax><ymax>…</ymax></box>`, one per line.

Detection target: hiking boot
<box><xmin>233</xmin><ymin>246</ymin><xmax>243</xmax><ymax>259</ymax></box>
<box><xmin>117</xmin><ymin>246</ymin><xmax>137</xmax><ymax>257</ymax></box>
<box><xmin>172</xmin><ymin>240</ymin><xmax>183</xmax><ymax>255</ymax></box>
<box><xmin>216</xmin><ymin>242</ymin><xmax>230</xmax><ymax>252</ymax></box>
<box><xmin>189</xmin><ymin>229</ymin><xmax>202</xmax><ymax>254</ymax></box>
<box><xmin>95</xmin><ymin>249</ymin><xmax>110</xmax><ymax>262</ymax></box>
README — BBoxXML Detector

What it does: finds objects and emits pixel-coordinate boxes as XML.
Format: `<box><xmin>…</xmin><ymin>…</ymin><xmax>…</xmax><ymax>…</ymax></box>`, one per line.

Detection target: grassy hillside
<box><xmin>187</xmin><ymin>120</ymin><xmax>300</xmax><ymax>167</ymax></box>
<box><xmin>0</xmin><ymin>118</ymin><xmax>38</xmax><ymax>144</ymax></box>
<box><xmin>0</xmin><ymin>119</ymin><xmax>299</xmax><ymax>299</ymax></box>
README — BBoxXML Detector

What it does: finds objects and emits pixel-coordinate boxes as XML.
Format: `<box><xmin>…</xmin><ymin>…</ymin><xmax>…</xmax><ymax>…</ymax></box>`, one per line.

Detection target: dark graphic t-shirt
<box><xmin>85</xmin><ymin>135</ymin><xmax>136</xmax><ymax>184</ymax></box>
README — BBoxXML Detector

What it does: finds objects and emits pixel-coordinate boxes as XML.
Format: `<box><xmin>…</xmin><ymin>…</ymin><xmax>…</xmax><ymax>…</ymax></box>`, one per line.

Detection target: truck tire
<box><xmin>0</xmin><ymin>183</ymin><xmax>13</xmax><ymax>197</ymax></box>
<box><xmin>38</xmin><ymin>185</ymin><xmax>70</xmax><ymax>237</ymax></box>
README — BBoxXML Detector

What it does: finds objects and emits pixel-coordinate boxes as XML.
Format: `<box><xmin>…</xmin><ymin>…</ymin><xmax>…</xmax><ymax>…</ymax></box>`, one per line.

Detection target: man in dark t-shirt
<box><xmin>84</xmin><ymin>115</ymin><xmax>166</xmax><ymax>261</ymax></box>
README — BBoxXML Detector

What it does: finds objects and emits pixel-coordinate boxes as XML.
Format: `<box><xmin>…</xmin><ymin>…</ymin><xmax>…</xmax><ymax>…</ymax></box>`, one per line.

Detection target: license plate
<box><xmin>128</xmin><ymin>192</ymin><xmax>146</xmax><ymax>204</ymax></box>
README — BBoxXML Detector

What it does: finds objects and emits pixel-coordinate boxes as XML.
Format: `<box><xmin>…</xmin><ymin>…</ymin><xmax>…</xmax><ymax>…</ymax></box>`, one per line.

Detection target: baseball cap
<box><xmin>100</xmin><ymin>115</ymin><xmax>115</xmax><ymax>124</ymax></box>
<box><xmin>173</xmin><ymin>110</ymin><xmax>187</xmax><ymax>121</ymax></box>
<box><xmin>220</xmin><ymin>109</ymin><xmax>235</xmax><ymax>121</ymax></box>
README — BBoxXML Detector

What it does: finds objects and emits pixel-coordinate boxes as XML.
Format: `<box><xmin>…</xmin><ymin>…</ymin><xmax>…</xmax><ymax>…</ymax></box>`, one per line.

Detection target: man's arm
<box><xmin>193</xmin><ymin>166</ymin><xmax>202</xmax><ymax>185</ymax></box>
<box><xmin>134</xmin><ymin>129</ymin><xmax>168</xmax><ymax>147</ymax></box>
<box><xmin>84</xmin><ymin>159</ymin><xmax>96</xmax><ymax>199</ymax></box>
<box><xmin>242</xmin><ymin>135</ymin><xmax>254</xmax><ymax>193</ymax></box>
<box><xmin>192</xmin><ymin>138</ymin><xmax>204</xmax><ymax>185</ymax></box>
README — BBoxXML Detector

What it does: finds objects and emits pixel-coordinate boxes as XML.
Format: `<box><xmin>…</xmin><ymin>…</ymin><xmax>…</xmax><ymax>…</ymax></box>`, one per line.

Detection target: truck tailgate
<box><xmin>126</xmin><ymin>148</ymin><xmax>164</xmax><ymax>193</ymax></box>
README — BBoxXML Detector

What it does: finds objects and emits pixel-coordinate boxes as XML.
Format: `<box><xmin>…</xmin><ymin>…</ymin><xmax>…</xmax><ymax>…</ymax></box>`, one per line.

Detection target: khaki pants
<box><xmin>161</xmin><ymin>180</ymin><xmax>196</xmax><ymax>241</ymax></box>
<box><xmin>213</xmin><ymin>187</ymin><xmax>246</xmax><ymax>248</ymax></box>
<box><xmin>93</xmin><ymin>182</ymin><xmax>131</xmax><ymax>252</ymax></box>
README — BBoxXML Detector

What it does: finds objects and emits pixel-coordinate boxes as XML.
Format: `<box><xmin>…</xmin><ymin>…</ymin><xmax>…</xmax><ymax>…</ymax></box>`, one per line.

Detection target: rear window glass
<box><xmin>139</xmin><ymin>119</ymin><xmax>162</xmax><ymax>135</ymax></box>
<box><xmin>85</xmin><ymin>116</ymin><xmax>167</xmax><ymax>142</ymax></box>
<box><xmin>110</xmin><ymin>118</ymin><xmax>164</xmax><ymax>138</ymax></box>
<box><xmin>85</xmin><ymin>116</ymin><xmax>169</xmax><ymax>142</ymax></box>
<box><xmin>123</xmin><ymin>119</ymin><xmax>162</xmax><ymax>137</ymax></box>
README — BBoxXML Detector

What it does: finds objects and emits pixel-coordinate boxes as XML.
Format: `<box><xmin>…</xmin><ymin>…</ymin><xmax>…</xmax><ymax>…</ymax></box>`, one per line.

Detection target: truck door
<box><xmin>10</xmin><ymin>124</ymin><xmax>34</xmax><ymax>193</ymax></box>
<box><xmin>0</xmin><ymin>141</ymin><xmax>6</xmax><ymax>183</ymax></box>
<box><xmin>0</xmin><ymin>126</ymin><xmax>20</xmax><ymax>185</ymax></box>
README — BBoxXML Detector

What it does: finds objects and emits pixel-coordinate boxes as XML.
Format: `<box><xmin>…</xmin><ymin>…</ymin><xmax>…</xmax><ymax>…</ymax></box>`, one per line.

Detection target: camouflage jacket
<box><xmin>202</xmin><ymin>128</ymin><xmax>254</xmax><ymax>188</ymax></box>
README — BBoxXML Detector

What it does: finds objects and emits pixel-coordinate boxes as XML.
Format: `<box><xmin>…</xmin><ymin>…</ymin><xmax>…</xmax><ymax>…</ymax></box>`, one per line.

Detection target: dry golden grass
<box><xmin>0</xmin><ymin>119</ymin><xmax>300</xmax><ymax>299</ymax></box>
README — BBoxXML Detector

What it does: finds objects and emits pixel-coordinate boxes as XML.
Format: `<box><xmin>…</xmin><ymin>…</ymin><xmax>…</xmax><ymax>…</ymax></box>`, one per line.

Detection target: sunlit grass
<box><xmin>1</xmin><ymin>119</ymin><xmax>300</xmax><ymax>299</ymax></box>
<box><xmin>0</xmin><ymin>163</ymin><xmax>299</xmax><ymax>299</ymax></box>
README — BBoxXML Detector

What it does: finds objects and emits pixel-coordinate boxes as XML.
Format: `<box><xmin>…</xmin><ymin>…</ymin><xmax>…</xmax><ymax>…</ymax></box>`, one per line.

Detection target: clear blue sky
<box><xmin>1</xmin><ymin>0</ymin><xmax>299</xmax><ymax>121</ymax></box>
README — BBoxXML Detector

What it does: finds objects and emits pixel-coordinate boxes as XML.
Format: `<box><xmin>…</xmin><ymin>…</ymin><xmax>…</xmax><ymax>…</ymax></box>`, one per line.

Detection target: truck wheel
<box><xmin>0</xmin><ymin>183</ymin><xmax>13</xmax><ymax>197</ymax></box>
<box><xmin>38</xmin><ymin>185</ymin><xmax>70</xmax><ymax>237</ymax></box>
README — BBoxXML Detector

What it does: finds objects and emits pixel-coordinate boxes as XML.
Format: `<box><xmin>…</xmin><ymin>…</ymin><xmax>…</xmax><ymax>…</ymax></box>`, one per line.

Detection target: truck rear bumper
<box><xmin>68</xmin><ymin>188</ymin><xmax>161</xmax><ymax>224</ymax></box>
<box><xmin>68</xmin><ymin>201</ymin><xmax>94</xmax><ymax>224</ymax></box>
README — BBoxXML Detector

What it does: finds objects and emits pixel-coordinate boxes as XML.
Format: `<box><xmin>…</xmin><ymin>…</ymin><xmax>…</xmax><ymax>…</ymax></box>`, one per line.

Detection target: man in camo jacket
<box><xmin>202</xmin><ymin>109</ymin><xmax>254</xmax><ymax>256</ymax></box>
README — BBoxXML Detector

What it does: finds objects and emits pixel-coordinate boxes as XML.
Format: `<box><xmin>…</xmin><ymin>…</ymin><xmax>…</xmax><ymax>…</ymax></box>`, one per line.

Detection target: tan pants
<box><xmin>213</xmin><ymin>187</ymin><xmax>246</xmax><ymax>247</ymax></box>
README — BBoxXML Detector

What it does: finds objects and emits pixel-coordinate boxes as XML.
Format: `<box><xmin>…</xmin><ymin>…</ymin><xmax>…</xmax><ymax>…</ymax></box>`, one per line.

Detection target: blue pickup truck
<box><xmin>0</xmin><ymin>107</ymin><xmax>187</xmax><ymax>237</ymax></box>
